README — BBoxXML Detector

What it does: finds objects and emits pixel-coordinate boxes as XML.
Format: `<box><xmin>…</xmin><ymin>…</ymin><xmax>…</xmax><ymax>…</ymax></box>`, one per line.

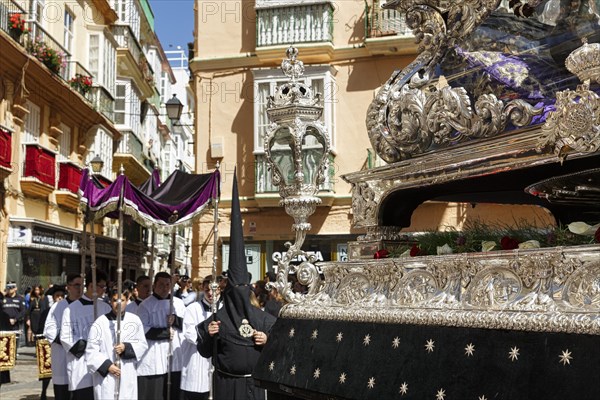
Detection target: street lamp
<box><xmin>165</xmin><ymin>94</ymin><xmax>184</xmax><ymax>122</ymax></box>
<box><xmin>263</xmin><ymin>46</ymin><xmax>331</xmax><ymax>304</ymax></box>
<box><xmin>165</xmin><ymin>94</ymin><xmax>194</xmax><ymax>127</ymax></box>
<box><xmin>90</xmin><ymin>154</ymin><xmax>104</xmax><ymax>174</ymax></box>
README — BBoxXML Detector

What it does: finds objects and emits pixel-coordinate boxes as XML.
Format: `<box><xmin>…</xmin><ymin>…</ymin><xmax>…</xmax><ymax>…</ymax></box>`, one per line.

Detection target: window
<box><xmin>114</xmin><ymin>80</ymin><xmax>141</xmax><ymax>132</ymax></box>
<box><xmin>88</xmin><ymin>32</ymin><xmax>116</xmax><ymax>95</ymax></box>
<box><xmin>253</xmin><ymin>66</ymin><xmax>336</xmax><ymax>193</ymax></box>
<box><xmin>64</xmin><ymin>9</ymin><xmax>74</xmax><ymax>54</ymax></box>
<box><xmin>160</xmin><ymin>72</ymin><xmax>168</xmax><ymax>104</ymax></box>
<box><xmin>58</xmin><ymin>123</ymin><xmax>71</xmax><ymax>161</ymax></box>
<box><xmin>24</xmin><ymin>101</ymin><xmax>41</xmax><ymax>143</ymax></box>
<box><xmin>163</xmin><ymin>142</ymin><xmax>172</xmax><ymax>175</ymax></box>
<box><xmin>29</xmin><ymin>0</ymin><xmax>44</xmax><ymax>25</ymax></box>
<box><xmin>112</xmin><ymin>0</ymin><xmax>140</xmax><ymax>40</ymax></box>
<box><xmin>253</xmin><ymin>66</ymin><xmax>336</xmax><ymax>153</ymax></box>
<box><xmin>114</xmin><ymin>82</ymin><xmax>127</xmax><ymax>125</ymax></box>
<box><xmin>88</xmin><ymin>129</ymin><xmax>113</xmax><ymax>177</ymax></box>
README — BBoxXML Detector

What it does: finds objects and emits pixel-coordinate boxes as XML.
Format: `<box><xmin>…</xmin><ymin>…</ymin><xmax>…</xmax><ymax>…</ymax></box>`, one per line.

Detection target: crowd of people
<box><xmin>0</xmin><ymin>270</ymin><xmax>284</xmax><ymax>400</ymax></box>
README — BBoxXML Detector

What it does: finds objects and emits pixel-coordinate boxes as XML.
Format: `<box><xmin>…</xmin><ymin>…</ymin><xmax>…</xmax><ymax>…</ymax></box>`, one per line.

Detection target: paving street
<box><xmin>1</xmin><ymin>345</ymin><xmax>53</xmax><ymax>400</ymax></box>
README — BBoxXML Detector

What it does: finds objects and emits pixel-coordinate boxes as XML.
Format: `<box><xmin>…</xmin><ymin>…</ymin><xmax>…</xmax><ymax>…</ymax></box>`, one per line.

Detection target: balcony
<box><xmin>113</xmin><ymin>131</ymin><xmax>150</xmax><ymax>186</ymax></box>
<box><xmin>21</xmin><ymin>144</ymin><xmax>56</xmax><ymax>199</ymax></box>
<box><xmin>0</xmin><ymin>126</ymin><xmax>13</xmax><ymax>180</ymax></box>
<box><xmin>55</xmin><ymin>161</ymin><xmax>82</xmax><ymax>210</ymax></box>
<box><xmin>66</xmin><ymin>60</ymin><xmax>94</xmax><ymax>98</ymax></box>
<box><xmin>254</xmin><ymin>153</ymin><xmax>335</xmax><ymax>207</ymax></box>
<box><xmin>255</xmin><ymin>1</ymin><xmax>334</xmax><ymax>63</ymax></box>
<box><xmin>365</xmin><ymin>1</ymin><xmax>416</xmax><ymax>56</ymax></box>
<box><xmin>112</xmin><ymin>24</ymin><xmax>154</xmax><ymax>99</ymax></box>
<box><xmin>26</xmin><ymin>21</ymin><xmax>72</xmax><ymax>80</ymax></box>
<box><xmin>88</xmin><ymin>86</ymin><xmax>115</xmax><ymax>122</ymax></box>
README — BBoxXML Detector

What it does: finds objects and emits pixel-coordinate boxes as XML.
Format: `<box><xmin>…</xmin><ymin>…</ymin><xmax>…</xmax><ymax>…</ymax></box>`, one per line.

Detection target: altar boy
<box><xmin>60</xmin><ymin>271</ymin><xmax>111</xmax><ymax>400</ymax></box>
<box><xmin>86</xmin><ymin>289</ymin><xmax>148</xmax><ymax>400</ymax></box>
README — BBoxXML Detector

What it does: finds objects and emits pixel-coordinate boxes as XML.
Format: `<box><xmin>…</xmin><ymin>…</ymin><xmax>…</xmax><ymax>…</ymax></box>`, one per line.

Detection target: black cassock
<box><xmin>197</xmin><ymin>296</ymin><xmax>276</xmax><ymax>400</ymax></box>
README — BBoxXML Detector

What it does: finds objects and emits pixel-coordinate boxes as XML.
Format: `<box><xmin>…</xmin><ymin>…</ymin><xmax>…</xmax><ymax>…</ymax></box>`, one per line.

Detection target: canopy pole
<box><xmin>208</xmin><ymin>161</ymin><xmax>220</xmax><ymax>400</ymax></box>
<box><xmin>91</xmin><ymin>213</ymin><xmax>98</xmax><ymax>320</ymax></box>
<box><xmin>149</xmin><ymin>229</ymin><xmax>156</xmax><ymax>281</ymax></box>
<box><xmin>166</xmin><ymin>212</ymin><xmax>178</xmax><ymax>400</ymax></box>
<box><xmin>80</xmin><ymin>211</ymin><xmax>88</xmax><ymax>287</ymax></box>
<box><xmin>114</xmin><ymin>167</ymin><xmax>125</xmax><ymax>400</ymax></box>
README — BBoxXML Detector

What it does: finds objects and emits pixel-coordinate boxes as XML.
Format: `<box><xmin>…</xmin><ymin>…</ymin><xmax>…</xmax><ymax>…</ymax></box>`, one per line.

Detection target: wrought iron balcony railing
<box><xmin>27</xmin><ymin>21</ymin><xmax>72</xmax><ymax>80</ymax></box>
<box><xmin>88</xmin><ymin>85</ymin><xmax>115</xmax><ymax>122</ymax></box>
<box><xmin>256</xmin><ymin>2</ymin><xmax>333</xmax><ymax>47</ymax></box>
<box><xmin>115</xmin><ymin>131</ymin><xmax>144</xmax><ymax>160</ymax></box>
<box><xmin>67</xmin><ymin>60</ymin><xmax>93</xmax><ymax>80</ymax></box>
<box><xmin>0</xmin><ymin>0</ymin><xmax>26</xmax><ymax>37</ymax></box>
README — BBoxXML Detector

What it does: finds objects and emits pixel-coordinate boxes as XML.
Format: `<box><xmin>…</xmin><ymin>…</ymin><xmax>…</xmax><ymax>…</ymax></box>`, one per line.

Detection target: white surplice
<box><xmin>86</xmin><ymin>311</ymin><xmax>148</xmax><ymax>400</ymax></box>
<box><xmin>136</xmin><ymin>294</ymin><xmax>185</xmax><ymax>376</ymax></box>
<box><xmin>181</xmin><ymin>299</ymin><xmax>213</xmax><ymax>393</ymax></box>
<box><xmin>43</xmin><ymin>298</ymin><xmax>74</xmax><ymax>385</ymax></box>
<box><xmin>60</xmin><ymin>295</ymin><xmax>111</xmax><ymax>391</ymax></box>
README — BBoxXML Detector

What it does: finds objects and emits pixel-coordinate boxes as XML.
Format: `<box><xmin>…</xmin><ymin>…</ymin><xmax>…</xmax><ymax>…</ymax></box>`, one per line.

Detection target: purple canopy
<box><xmin>79</xmin><ymin>168</ymin><xmax>220</xmax><ymax>233</ymax></box>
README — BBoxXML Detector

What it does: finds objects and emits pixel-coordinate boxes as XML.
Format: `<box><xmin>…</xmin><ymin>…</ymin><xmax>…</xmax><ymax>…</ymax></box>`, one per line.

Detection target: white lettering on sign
<box><xmin>271</xmin><ymin>251</ymin><xmax>324</xmax><ymax>263</ymax></box>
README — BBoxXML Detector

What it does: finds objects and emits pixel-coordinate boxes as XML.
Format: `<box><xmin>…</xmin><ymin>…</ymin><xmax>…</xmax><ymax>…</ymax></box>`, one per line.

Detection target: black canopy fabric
<box><xmin>79</xmin><ymin>168</ymin><xmax>220</xmax><ymax>233</ymax></box>
<box><xmin>138</xmin><ymin>168</ymin><xmax>161</xmax><ymax>196</ymax></box>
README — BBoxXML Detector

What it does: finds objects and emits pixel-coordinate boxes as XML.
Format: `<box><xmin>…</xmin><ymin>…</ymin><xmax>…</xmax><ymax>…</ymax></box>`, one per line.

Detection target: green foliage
<box><xmin>386</xmin><ymin>219</ymin><xmax>594</xmax><ymax>257</ymax></box>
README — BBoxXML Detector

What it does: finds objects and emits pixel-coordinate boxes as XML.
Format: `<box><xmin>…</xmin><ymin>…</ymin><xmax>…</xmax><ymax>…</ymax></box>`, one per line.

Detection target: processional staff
<box><xmin>208</xmin><ymin>161</ymin><xmax>220</xmax><ymax>400</ymax></box>
<box><xmin>166</xmin><ymin>210</ymin><xmax>179</xmax><ymax>400</ymax></box>
<box><xmin>114</xmin><ymin>165</ymin><xmax>126</xmax><ymax>400</ymax></box>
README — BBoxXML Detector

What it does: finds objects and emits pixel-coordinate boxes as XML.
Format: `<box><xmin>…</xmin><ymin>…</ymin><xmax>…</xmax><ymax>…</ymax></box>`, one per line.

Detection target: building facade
<box><xmin>190</xmin><ymin>0</ymin><xmax>555</xmax><ymax>280</ymax></box>
<box><xmin>190</xmin><ymin>0</ymin><xmax>418</xmax><ymax>279</ymax></box>
<box><xmin>0</xmin><ymin>0</ymin><xmax>183</xmax><ymax>289</ymax></box>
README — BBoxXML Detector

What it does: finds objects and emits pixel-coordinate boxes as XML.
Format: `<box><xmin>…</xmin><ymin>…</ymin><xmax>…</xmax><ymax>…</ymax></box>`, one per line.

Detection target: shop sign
<box><xmin>95</xmin><ymin>239</ymin><xmax>118</xmax><ymax>256</ymax></box>
<box><xmin>32</xmin><ymin>228</ymin><xmax>74</xmax><ymax>249</ymax></box>
<box><xmin>271</xmin><ymin>250</ymin><xmax>325</xmax><ymax>263</ymax></box>
<box><xmin>9</xmin><ymin>225</ymin><xmax>31</xmax><ymax>245</ymax></box>
<box><xmin>337</xmin><ymin>243</ymin><xmax>348</xmax><ymax>262</ymax></box>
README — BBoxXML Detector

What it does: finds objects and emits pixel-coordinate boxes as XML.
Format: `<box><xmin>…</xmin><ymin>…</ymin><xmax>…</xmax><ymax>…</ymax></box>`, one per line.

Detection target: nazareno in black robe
<box><xmin>197</xmin><ymin>284</ymin><xmax>276</xmax><ymax>400</ymax></box>
<box><xmin>197</xmin><ymin>169</ymin><xmax>277</xmax><ymax>399</ymax></box>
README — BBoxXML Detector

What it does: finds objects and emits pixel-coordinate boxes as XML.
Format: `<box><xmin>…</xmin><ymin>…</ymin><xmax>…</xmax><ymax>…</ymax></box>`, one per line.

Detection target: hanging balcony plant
<box><xmin>69</xmin><ymin>73</ymin><xmax>93</xmax><ymax>94</ymax></box>
<box><xmin>8</xmin><ymin>13</ymin><xmax>30</xmax><ymax>42</ymax></box>
<box><xmin>26</xmin><ymin>39</ymin><xmax>66</xmax><ymax>74</ymax></box>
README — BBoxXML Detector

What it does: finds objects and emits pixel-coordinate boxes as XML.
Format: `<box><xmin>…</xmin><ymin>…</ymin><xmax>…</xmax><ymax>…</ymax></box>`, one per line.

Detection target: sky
<box><xmin>149</xmin><ymin>0</ymin><xmax>195</xmax><ymax>52</ymax></box>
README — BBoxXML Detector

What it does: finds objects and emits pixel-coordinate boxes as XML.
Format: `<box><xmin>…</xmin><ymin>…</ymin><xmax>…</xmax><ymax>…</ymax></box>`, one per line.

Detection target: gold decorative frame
<box><xmin>0</xmin><ymin>332</ymin><xmax>17</xmax><ymax>371</ymax></box>
<box><xmin>36</xmin><ymin>338</ymin><xmax>52</xmax><ymax>379</ymax></box>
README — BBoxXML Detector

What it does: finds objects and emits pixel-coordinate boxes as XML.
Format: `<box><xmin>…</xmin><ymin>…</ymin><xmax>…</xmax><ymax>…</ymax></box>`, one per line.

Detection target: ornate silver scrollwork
<box><xmin>280</xmin><ymin>246</ymin><xmax>600</xmax><ymax>335</ymax></box>
<box><xmin>264</xmin><ymin>47</ymin><xmax>333</xmax><ymax>305</ymax></box>
<box><xmin>538</xmin><ymin>39</ymin><xmax>600</xmax><ymax>159</ymax></box>
<box><xmin>365</xmin><ymin>0</ymin><xmax>546</xmax><ymax>163</ymax></box>
<box><xmin>538</xmin><ymin>82</ymin><xmax>600</xmax><ymax>158</ymax></box>
<box><xmin>369</xmin><ymin>76</ymin><xmax>542</xmax><ymax>163</ymax></box>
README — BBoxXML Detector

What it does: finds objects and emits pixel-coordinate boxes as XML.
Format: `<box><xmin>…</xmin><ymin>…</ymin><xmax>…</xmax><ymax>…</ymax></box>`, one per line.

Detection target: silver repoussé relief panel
<box><xmin>280</xmin><ymin>245</ymin><xmax>600</xmax><ymax>335</ymax></box>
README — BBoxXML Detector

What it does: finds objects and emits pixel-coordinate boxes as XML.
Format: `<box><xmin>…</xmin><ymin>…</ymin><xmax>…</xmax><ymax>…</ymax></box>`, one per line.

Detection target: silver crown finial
<box><xmin>281</xmin><ymin>46</ymin><xmax>304</xmax><ymax>82</ymax></box>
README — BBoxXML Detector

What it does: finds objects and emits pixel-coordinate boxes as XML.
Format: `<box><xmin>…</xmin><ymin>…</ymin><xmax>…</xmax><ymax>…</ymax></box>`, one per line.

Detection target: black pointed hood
<box><xmin>219</xmin><ymin>168</ymin><xmax>256</xmax><ymax>343</ymax></box>
<box><xmin>227</xmin><ymin>168</ymin><xmax>248</xmax><ymax>286</ymax></box>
